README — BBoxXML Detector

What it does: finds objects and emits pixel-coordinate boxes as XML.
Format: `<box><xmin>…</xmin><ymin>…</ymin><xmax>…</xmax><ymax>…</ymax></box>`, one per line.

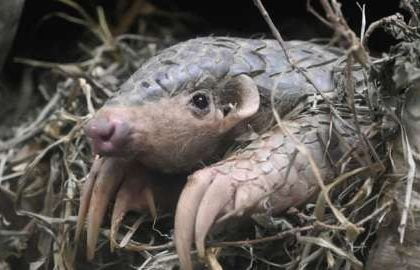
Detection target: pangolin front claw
<box><xmin>75</xmin><ymin>157</ymin><xmax>104</xmax><ymax>244</ymax></box>
<box><xmin>194</xmin><ymin>171</ymin><xmax>234</xmax><ymax>258</ymax></box>
<box><xmin>110</xmin><ymin>168</ymin><xmax>157</xmax><ymax>250</ymax></box>
<box><xmin>174</xmin><ymin>118</ymin><xmax>332</xmax><ymax>270</ymax></box>
<box><xmin>174</xmin><ymin>170</ymin><xmax>215</xmax><ymax>270</ymax></box>
<box><xmin>81</xmin><ymin>157</ymin><xmax>125</xmax><ymax>260</ymax></box>
<box><xmin>76</xmin><ymin>157</ymin><xmax>160</xmax><ymax>259</ymax></box>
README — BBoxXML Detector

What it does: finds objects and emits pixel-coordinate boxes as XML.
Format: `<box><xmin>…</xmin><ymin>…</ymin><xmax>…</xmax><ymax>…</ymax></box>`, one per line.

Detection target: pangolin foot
<box><xmin>75</xmin><ymin>157</ymin><xmax>159</xmax><ymax>260</ymax></box>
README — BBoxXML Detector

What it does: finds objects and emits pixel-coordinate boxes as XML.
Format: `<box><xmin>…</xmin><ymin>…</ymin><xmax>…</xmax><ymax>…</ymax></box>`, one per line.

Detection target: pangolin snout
<box><xmin>85</xmin><ymin>114</ymin><xmax>131</xmax><ymax>156</ymax></box>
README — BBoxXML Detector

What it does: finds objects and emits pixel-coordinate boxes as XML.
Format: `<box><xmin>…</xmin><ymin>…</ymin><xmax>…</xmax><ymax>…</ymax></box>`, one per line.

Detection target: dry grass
<box><xmin>1</xmin><ymin>0</ymin><xmax>419</xmax><ymax>269</ymax></box>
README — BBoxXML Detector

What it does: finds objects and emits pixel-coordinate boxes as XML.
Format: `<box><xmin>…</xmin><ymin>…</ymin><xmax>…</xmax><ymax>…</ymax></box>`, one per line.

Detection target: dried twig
<box><xmin>211</xmin><ymin>225</ymin><xmax>314</xmax><ymax>247</ymax></box>
<box><xmin>253</xmin><ymin>0</ymin><xmax>292</xmax><ymax>65</ymax></box>
<box><xmin>363</xmin><ymin>14</ymin><xmax>407</xmax><ymax>50</ymax></box>
<box><xmin>398</xmin><ymin>129</ymin><xmax>416</xmax><ymax>243</ymax></box>
<box><xmin>400</xmin><ymin>0</ymin><xmax>420</xmax><ymax>25</ymax></box>
<box><xmin>308</xmin><ymin>0</ymin><xmax>370</xmax><ymax>68</ymax></box>
<box><xmin>0</xmin><ymin>90</ymin><xmax>62</xmax><ymax>152</ymax></box>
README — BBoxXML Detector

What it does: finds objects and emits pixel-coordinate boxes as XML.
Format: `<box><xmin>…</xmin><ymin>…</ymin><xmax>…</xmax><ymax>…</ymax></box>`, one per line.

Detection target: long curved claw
<box><xmin>75</xmin><ymin>157</ymin><xmax>104</xmax><ymax>244</ymax></box>
<box><xmin>174</xmin><ymin>170</ymin><xmax>215</xmax><ymax>270</ymax></box>
<box><xmin>175</xmin><ymin>118</ymin><xmax>332</xmax><ymax>270</ymax></box>
<box><xmin>76</xmin><ymin>157</ymin><xmax>181</xmax><ymax>260</ymax></box>
<box><xmin>86</xmin><ymin>158</ymin><xmax>125</xmax><ymax>260</ymax></box>
<box><xmin>110</xmin><ymin>169</ymin><xmax>157</xmax><ymax>251</ymax></box>
<box><xmin>194</xmin><ymin>173</ymin><xmax>234</xmax><ymax>258</ymax></box>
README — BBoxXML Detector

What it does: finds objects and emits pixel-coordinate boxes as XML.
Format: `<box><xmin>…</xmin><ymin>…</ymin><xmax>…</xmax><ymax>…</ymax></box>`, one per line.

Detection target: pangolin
<box><xmin>75</xmin><ymin>37</ymin><xmax>364</xmax><ymax>269</ymax></box>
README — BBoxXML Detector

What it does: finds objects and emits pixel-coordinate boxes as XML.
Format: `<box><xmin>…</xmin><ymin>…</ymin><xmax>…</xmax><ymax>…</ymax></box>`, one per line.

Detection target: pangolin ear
<box><xmin>219</xmin><ymin>74</ymin><xmax>260</xmax><ymax>132</ymax></box>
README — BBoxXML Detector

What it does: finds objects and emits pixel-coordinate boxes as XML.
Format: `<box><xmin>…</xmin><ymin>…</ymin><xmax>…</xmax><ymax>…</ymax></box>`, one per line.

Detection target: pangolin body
<box><xmin>110</xmin><ymin>37</ymin><xmax>338</xmax><ymax>114</ymax></box>
<box><xmin>77</xmin><ymin>37</ymin><xmax>360</xmax><ymax>270</ymax></box>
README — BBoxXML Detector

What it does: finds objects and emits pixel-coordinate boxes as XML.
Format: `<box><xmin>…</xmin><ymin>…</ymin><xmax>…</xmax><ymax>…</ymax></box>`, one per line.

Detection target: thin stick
<box><xmin>0</xmin><ymin>90</ymin><xmax>62</xmax><ymax>151</ymax></box>
<box><xmin>253</xmin><ymin>0</ymin><xmax>292</xmax><ymax>65</ymax></box>
<box><xmin>211</xmin><ymin>225</ymin><xmax>314</xmax><ymax>247</ymax></box>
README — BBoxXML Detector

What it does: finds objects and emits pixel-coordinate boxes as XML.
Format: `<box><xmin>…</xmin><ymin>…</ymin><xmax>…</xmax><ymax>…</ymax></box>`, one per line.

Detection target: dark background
<box><xmin>14</xmin><ymin>0</ymin><xmax>399</xmax><ymax>59</ymax></box>
<box><xmin>3</xmin><ymin>0</ymin><xmax>404</xmax><ymax>80</ymax></box>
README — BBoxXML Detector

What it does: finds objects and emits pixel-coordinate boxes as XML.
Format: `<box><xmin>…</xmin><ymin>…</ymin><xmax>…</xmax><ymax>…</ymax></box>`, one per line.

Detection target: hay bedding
<box><xmin>0</xmin><ymin>0</ymin><xmax>419</xmax><ymax>269</ymax></box>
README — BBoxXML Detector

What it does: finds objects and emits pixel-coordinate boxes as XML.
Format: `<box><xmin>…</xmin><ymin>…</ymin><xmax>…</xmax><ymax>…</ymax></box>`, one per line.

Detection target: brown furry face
<box><xmin>85</xmin><ymin>90</ymin><xmax>230</xmax><ymax>173</ymax></box>
<box><xmin>85</xmin><ymin>75</ymin><xmax>261</xmax><ymax>173</ymax></box>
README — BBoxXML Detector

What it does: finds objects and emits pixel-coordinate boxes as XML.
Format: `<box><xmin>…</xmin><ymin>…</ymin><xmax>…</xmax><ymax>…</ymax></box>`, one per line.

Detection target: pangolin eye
<box><xmin>191</xmin><ymin>93</ymin><xmax>209</xmax><ymax>110</ymax></box>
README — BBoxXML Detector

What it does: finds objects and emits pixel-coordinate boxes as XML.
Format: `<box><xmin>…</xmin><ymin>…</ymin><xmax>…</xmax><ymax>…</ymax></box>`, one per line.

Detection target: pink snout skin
<box><xmin>84</xmin><ymin>115</ymin><xmax>131</xmax><ymax>156</ymax></box>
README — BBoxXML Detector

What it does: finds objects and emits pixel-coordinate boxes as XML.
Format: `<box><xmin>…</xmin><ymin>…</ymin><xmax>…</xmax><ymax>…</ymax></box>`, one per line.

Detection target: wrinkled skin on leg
<box><xmin>175</xmin><ymin>116</ymin><xmax>334</xmax><ymax>270</ymax></box>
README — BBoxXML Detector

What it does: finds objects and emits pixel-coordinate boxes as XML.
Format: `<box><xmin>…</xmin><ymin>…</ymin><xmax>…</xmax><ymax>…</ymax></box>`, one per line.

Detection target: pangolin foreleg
<box><xmin>174</xmin><ymin>115</ymin><xmax>333</xmax><ymax>270</ymax></box>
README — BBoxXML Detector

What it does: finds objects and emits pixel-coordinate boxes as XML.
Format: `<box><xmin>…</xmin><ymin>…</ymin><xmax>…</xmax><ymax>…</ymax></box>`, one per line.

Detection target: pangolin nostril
<box><xmin>85</xmin><ymin>117</ymin><xmax>116</xmax><ymax>142</ymax></box>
